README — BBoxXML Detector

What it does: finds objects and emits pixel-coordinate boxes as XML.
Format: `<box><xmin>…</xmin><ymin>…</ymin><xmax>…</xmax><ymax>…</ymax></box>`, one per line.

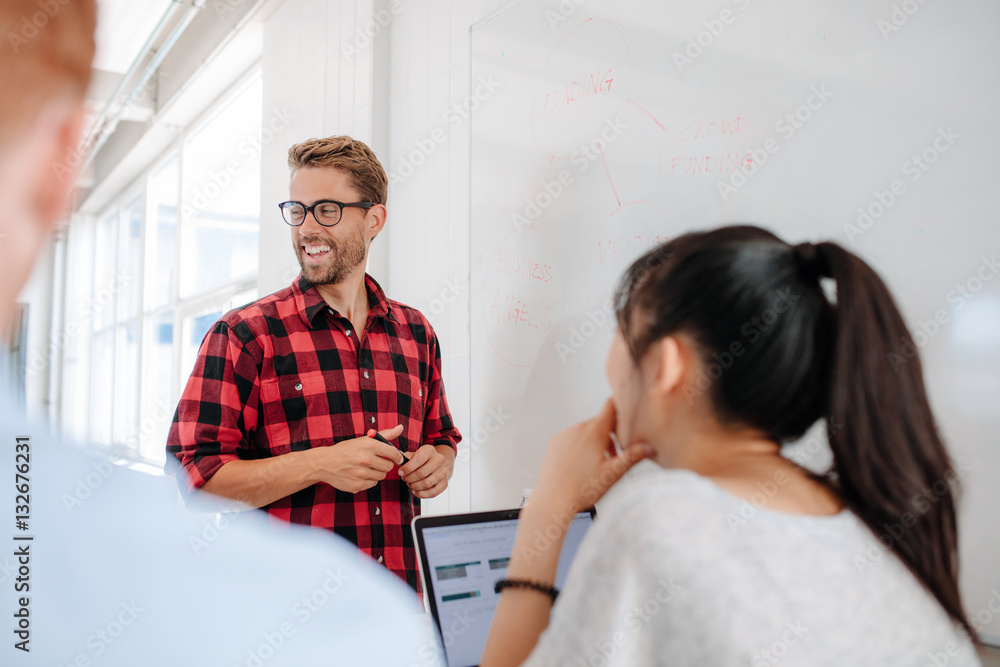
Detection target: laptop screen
<box><xmin>414</xmin><ymin>509</ymin><xmax>595</xmax><ymax>667</ymax></box>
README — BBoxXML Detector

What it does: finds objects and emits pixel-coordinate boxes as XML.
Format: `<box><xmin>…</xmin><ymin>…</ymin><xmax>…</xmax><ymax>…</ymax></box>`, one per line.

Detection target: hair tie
<box><xmin>793</xmin><ymin>242</ymin><xmax>823</xmax><ymax>283</ymax></box>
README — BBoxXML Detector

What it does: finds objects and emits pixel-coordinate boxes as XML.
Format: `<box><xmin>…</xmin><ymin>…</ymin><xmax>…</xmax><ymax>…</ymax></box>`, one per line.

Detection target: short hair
<box><xmin>287</xmin><ymin>136</ymin><xmax>388</xmax><ymax>205</ymax></box>
<box><xmin>0</xmin><ymin>0</ymin><xmax>97</xmax><ymax>143</ymax></box>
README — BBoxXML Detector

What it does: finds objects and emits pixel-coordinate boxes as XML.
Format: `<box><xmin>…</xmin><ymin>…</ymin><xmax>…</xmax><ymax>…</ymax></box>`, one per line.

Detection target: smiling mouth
<box><xmin>302</xmin><ymin>243</ymin><xmax>332</xmax><ymax>262</ymax></box>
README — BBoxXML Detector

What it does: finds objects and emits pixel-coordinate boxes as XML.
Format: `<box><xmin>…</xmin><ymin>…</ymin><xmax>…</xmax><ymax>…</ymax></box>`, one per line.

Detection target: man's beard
<box><xmin>294</xmin><ymin>226</ymin><xmax>367</xmax><ymax>285</ymax></box>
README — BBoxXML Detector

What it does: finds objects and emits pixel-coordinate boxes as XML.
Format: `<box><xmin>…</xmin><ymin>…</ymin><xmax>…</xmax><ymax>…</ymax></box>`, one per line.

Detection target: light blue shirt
<box><xmin>0</xmin><ymin>390</ymin><xmax>444</xmax><ymax>666</ymax></box>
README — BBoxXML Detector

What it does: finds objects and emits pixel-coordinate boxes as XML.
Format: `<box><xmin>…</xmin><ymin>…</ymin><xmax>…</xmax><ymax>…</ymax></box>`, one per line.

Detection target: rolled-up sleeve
<box><xmin>166</xmin><ymin>319</ymin><xmax>261</xmax><ymax>490</ymax></box>
<box><xmin>422</xmin><ymin>329</ymin><xmax>461</xmax><ymax>453</ymax></box>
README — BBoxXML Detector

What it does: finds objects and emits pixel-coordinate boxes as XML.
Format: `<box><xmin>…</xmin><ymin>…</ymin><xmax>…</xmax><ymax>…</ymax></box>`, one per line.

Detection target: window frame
<box><xmin>60</xmin><ymin>66</ymin><xmax>265</xmax><ymax>470</ymax></box>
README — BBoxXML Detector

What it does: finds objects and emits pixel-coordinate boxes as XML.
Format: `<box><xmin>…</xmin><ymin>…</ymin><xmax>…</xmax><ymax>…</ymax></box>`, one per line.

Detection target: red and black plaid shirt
<box><xmin>166</xmin><ymin>274</ymin><xmax>461</xmax><ymax>590</ymax></box>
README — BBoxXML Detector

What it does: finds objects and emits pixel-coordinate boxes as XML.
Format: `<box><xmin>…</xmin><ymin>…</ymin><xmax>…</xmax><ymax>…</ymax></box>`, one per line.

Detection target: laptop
<box><xmin>412</xmin><ymin>507</ymin><xmax>596</xmax><ymax>667</ymax></box>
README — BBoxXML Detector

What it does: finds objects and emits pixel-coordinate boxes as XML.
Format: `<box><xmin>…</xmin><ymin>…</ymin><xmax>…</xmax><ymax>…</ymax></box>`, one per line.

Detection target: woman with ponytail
<box><xmin>481</xmin><ymin>225</ymin><xmax>979</xmax><ymax>666</ymax></box>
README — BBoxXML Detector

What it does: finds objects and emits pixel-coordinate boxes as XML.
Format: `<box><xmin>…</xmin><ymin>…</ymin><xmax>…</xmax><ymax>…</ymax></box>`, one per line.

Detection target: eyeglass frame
<box><xmin>278</xmin><ymin>199</ymin><xmax>376</xmax><ymax>227</ymax></box>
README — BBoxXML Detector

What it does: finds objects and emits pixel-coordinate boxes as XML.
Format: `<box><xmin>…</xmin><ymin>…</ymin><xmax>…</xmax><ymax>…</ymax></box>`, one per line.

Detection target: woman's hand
<box><xmin>529</xmin><ymin>398</ymin><xmax>654</xmax><ymax>517</ymax></box>
<box><xmin>480</xmin><ymin>399</ymin><xmax>654</xmax><ymax>667</ymax></box>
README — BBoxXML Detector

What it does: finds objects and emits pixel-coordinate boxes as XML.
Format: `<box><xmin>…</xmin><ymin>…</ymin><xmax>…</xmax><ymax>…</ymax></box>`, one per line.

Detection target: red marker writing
<box><xmin>367</xmin><ymin>428</ymin><xmax>409</xmax><ymax>466</ymax></box>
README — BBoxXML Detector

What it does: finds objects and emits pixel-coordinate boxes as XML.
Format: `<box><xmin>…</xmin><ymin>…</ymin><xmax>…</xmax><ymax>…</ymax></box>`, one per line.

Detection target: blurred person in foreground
<box><xmin>482</xmin><ymin>226</ymin><xmax>981</xmax><ymax>666</ymax></box>
<box><xmin>0</xmin><ymin>1</ymin><xmax>439</xmax><ymax>665</ymax></box>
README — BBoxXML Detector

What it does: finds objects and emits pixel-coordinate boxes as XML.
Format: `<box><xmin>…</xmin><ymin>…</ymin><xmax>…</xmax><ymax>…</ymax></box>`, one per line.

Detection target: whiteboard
<box><xmin>469</xmin><ymin>0</ymin><xmax>1000</xmax><ymax>643</ymax></box>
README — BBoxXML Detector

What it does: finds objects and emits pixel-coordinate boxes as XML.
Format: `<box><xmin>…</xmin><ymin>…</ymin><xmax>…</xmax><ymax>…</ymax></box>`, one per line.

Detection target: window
<box><xmin>60</xmin><ymin>217</ymin><xmax>95</xmax><ymax>442</ymax></box>
<box><xmin>59</xmin><ymin>72</ymin><xmax>264</xmax><ymax>469</ymax></box>
<box><xmin>180</xmin><ymin>78</ymin><xmax>262</xmax><ymax>298</ymax></box>
<box><xmin>147</xmin><ymin>157</ymin><xmax>179</xmax><ymax>311</ymax></box>
<box><xmin>118</xmin><ymin>198</ymin><xmax>143</xmax><ymax>321</ymax></box>
<box><xmin>89</xmin><ymin>208</ymin><xmax>120</xmax><ymax>447</ymax></box>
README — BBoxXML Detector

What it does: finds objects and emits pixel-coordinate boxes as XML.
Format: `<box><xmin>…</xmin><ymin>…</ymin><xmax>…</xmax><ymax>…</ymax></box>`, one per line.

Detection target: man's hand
<box><xmin>312</xmin><ymin>425</ymin><xmax>406</xmax><ymax>494</ymax></box>
<box><xmin>400</xmin><ymin>444</ymin><xmax>455</xmax><ymax>499</ymax></box>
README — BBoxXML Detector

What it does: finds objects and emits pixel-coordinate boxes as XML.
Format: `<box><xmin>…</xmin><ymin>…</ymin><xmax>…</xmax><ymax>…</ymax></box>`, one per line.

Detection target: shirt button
<box><xmin>377</xmin><ymin>555</ymin><xmax>383</xmax><ymax>563</ymax></box>
<box><xmin>364</xmin><ymin>371</ymin><xmax>370</xmax><ymax>379</ymax></box>
<box><xmin>345</xmin><ymin>330</ymin><xmax>352</xmax><ymax>337</ymax></box>
<box><xmin>375</xmin><ymin>507</ymin><xmax>381</xmax><ymax>515</ymax></box>
<box><xmin>370</xmin><ymin>416</ymin><xmax>375</xmax><ymax>424</ymax></box>
<box><xmin>294</xmin><ymin>382</ymin><xmax>303</xmax><ymax>391</ymax></box>
<box><xmin>418</xmin><ymin>389</ymin><xmax>423</xmax><ymax>397</ymax></box>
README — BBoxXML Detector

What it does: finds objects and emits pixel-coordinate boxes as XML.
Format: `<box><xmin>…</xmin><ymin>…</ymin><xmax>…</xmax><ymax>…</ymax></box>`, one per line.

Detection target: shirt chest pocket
<box><xmin>365</xmin><ymin>368</ymin><xmax>424</xmax><ymax>454</ymax></box>
<box><xmin>387</xmin><ymin>371</ymin><xmax>425</xmax><ymax>423</ymax></box>
<box><xmin>259</xmin><ymin>372</ymin><xmax>338</xmax><ymax>454</ymax></box>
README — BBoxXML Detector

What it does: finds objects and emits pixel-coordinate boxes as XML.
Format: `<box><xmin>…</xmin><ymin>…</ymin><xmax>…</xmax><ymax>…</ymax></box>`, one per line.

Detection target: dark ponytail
<box><xmin>615</xmin><ymin>225</ymin><xmax>973</xmax><ymax>637</ymax></box>
<box><xmin>814</xmin><ymin>241</ymin><xmax>972</xmax><ymax>637</ymax></box>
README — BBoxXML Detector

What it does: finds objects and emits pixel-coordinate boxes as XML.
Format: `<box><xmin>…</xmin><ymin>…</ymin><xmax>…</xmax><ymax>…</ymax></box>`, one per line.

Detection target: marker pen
<box><xmin>367</xmin><ymin>428</ymin><xmax>410</xmax><ymax>466</ymax></box>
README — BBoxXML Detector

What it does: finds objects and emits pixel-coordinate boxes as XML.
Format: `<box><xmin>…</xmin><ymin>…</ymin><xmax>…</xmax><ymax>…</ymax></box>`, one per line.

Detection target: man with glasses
<box><xmin>168</xmin><ymin>136</ymin><xmax>461</xmax><ymax>592</ymax></box>
<box><xmin>0</xmin><ymin>3</ymin><xmax>436</xmax><ymax>663</ymax></box>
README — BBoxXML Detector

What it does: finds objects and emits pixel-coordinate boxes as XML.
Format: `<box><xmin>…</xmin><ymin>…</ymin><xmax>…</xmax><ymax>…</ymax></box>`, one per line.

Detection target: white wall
<box><xmin>259</xmin><ymin>0</ymin><xmax>381</xmax><ymax>297</ymax></box>
<box><xmin>258</xmin><ymin>0</ymin><xmax>512</xmax><ymax>514</ymax></box>
<box><xmin>380</xmin><ymin>0</ymin><xmax>511</xmax><ymax>514</ymax></box>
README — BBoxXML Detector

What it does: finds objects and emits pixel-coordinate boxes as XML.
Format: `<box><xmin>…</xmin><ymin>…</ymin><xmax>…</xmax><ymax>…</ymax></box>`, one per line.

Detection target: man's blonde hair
<box><xmin>287</xmin><ymin>135</ymin><xmax>389</xmax><ymax>205</ymax></box>
<box><xmin>0</xmin><ymin>0</ymin><xmax>97</xmax><ymax>142</ymax></box>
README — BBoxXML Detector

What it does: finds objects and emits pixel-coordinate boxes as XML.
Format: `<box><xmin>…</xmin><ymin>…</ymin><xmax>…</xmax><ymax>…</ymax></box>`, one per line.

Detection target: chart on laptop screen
<box><xmin>421</xmin><ymin>512</ymin><xmax>593</xmax><ymax>667</ymax></box>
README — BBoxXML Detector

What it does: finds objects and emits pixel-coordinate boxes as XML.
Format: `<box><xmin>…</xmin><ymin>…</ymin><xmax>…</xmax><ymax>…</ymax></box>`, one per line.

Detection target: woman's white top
<box><xmin>523</xmin><ymin>463</ymin><xmax>980</xmax><ymax>666</ymax></box>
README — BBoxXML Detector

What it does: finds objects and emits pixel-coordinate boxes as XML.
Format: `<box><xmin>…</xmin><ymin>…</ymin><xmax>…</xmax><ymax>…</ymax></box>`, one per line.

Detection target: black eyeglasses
<box><xmin>278</xmin><ymin>200</ymin><xmax>375</xmax><ymax>227</ymax></box>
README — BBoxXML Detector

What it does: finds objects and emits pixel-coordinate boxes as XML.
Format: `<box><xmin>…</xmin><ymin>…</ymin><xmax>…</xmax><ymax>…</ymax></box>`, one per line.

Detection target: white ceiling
<box><xmin>93</xmin><ymin>0</ymin><xmax>176</xmax><ymax>74</ymax></box>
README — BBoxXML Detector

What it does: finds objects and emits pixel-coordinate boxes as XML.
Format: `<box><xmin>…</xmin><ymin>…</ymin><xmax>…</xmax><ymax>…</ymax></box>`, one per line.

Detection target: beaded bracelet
<box><xmin>494</xmin><ymin>578</ymin><xmax>559</xmax><ymax>602</ymax></box>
